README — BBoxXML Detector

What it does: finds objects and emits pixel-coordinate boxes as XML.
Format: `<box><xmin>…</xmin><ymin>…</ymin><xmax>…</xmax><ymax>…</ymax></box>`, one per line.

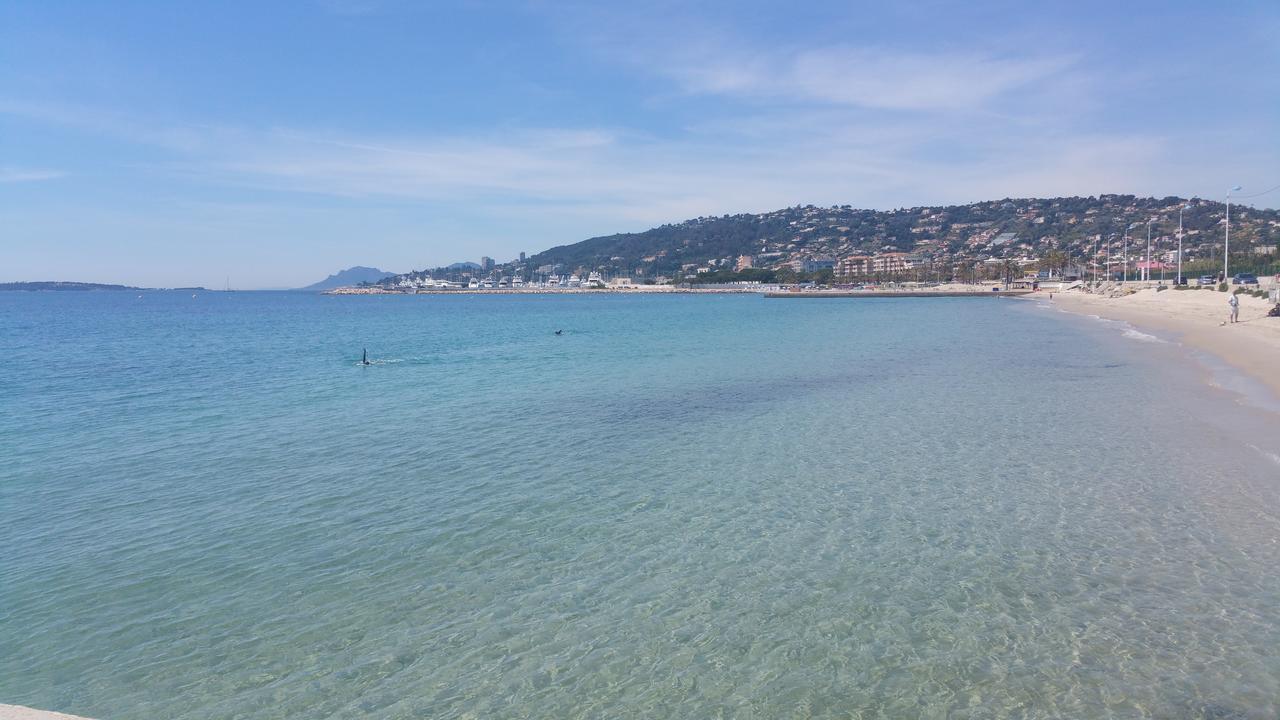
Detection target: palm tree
<box><xmin>1040</xmin><ymin>249</ymin><xmax>1069</xmax><ymax>279</ymax></box>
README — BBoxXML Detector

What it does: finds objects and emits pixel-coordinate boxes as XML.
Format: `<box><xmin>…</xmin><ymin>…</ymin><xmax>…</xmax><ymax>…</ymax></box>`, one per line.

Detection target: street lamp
<box><xmin>1103</xmin><ymin>234</ymin><xmax>1108</xmax><ymax>284</ymax></box>
<box><xmin>1224</xmin><ymin>186</ymin><xmax>1242</xmax><ymax>283</ymax></box>
<box><xmin>1122</xmin><ymin>222</ymin><xmax>1140</xmax><ymax>284</ymax></box>
<box><xmin>1092</xmin><ymin>234</ymin><xmax>1099</xmax><ymax>284</ymax></box>
<box><xmin>1123</xmin><ymin>225</ymin><xmax>1129</xmax><ymax>284</ymax></box>
<box><xmin>1152</xmin><ymin>219</ymin><xmax>1162</xmax><ymax>283</ymax></box>
<box><xmin>1177</xmin><ymin>203</ymin><xmax>1190</xmax><ymax>284</ymax></box>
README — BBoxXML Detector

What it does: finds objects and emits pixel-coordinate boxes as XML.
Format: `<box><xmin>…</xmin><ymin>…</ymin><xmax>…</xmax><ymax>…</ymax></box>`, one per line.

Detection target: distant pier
<box><xmin>764</xmin><ymin>290</ymin><xmax>1034</xmax><ymax>299</ymax></box>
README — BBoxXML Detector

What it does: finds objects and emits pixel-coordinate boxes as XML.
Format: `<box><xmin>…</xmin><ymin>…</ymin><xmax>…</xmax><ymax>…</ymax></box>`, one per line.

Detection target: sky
<box><xmin>2</xmin><ymin>1</ymin><xmax>1278</xmax><ymax>288</ymax></box>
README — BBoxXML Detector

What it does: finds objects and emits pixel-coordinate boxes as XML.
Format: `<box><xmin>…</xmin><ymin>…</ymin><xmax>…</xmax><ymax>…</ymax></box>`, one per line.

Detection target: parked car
<box><xmin>1173</xmin><ymin>275</ymin><xmax>1188</xmax><ymax>286</ymax></box>
<box><xmin>1197</xmin><ymin>275</ymin><xmax>1217</xmax><ymax>286</ymax></box>
<box><xmin>1232</xmin><ymin>273</ymin><xmax>1259</xmax><ymax>285</ymax></box>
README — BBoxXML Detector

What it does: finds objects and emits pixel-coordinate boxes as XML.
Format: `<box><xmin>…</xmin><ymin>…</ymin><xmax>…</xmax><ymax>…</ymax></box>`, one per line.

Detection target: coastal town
<box><xmin>331</xmin><ymin>195</ymin><xmax>1279</xmax><ymax>294</ymax></box>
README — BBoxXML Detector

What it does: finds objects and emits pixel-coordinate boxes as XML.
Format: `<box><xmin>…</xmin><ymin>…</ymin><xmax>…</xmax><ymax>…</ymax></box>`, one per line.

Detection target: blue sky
<box><xmin>3</xmin><ymin>0</ymin><xmax>1278</xmax><ymax>288</ymax></box>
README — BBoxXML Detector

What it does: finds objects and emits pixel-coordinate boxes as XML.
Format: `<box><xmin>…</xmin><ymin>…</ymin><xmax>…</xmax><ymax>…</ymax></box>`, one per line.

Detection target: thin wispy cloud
<box><xmin>141</xmin><ymin>117</ymin><xmax>1174</xmax><ymax>222</ymax></box>
<box><xmin>0</xmin><ymin>99</ymin><xmax>214</xmax><ymax>153</ymax></box>
<box><xmin>0</xmin><ymin>81</ymin><xmax>1227</xmax><ymax>225</ymax></box>
<box><xmin>662</xmin><ymin>46</ymin><xmax>1076</xmax><ymax>112</ymax></box>
<box><xmin>0</xmin><ymin>166</ymin><xmax>66</xmax><ymax>183</ymax></box>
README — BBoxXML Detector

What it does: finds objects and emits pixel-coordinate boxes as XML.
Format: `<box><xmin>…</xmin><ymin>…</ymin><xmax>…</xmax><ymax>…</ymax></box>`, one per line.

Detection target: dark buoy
<box><xmin>361</xmin><ymin>348</ymin><xmax>371</xmax><ymax>365</ymax></box>
<box><xmin>554</xmin><ymin>330</ymin><xmax>563</xmax><ymax>335</ymax></box>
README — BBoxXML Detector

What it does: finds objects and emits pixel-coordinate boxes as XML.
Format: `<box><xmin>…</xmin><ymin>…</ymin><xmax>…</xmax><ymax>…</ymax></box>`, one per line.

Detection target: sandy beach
<box><xmin>0</xmin><ymin>706</ymin><xmax>94</xmax><ymax>720</ymax></box>
<box><xmin>1045</xmin><ymin>285</ymin><xmax>1280</xmax><ymax>398</ymax></box>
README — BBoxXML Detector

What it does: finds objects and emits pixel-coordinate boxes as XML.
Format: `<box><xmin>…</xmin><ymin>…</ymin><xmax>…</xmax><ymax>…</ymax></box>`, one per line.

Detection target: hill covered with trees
<box><xmin>380</xmin><ymin>195</ymin><xmax>1280</xmax><ymax>286</ymax></box>
<box><xmin>525</xmin><ymin>196</ymin><xmax>1278</xmax><ymax>277</ymax></box>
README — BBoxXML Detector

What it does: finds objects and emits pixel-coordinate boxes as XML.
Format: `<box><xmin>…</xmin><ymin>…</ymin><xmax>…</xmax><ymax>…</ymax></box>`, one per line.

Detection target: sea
<box><xmin>2</xmin><ymin>291</ymin><xmax>1279</xmax><ymax>719</ymax></box>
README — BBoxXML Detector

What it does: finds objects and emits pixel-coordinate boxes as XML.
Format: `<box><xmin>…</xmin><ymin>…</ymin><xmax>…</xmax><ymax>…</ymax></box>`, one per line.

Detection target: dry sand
<box><xmin>0</xmin><ymin>706</ymin><xmax>95</xmax><ymax>720</ymax></box>
<box><xmin>1044</xmin><ymin>286</ymin><xmax>1280</xmax><ymax>398</ymax></box>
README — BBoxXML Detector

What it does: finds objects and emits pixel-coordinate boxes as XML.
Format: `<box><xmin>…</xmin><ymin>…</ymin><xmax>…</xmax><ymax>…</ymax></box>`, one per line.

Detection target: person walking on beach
<box><xmin>1228</xmin><ymin>292</ymin><xmax>1240</xmax><ymax>324</ymax></box>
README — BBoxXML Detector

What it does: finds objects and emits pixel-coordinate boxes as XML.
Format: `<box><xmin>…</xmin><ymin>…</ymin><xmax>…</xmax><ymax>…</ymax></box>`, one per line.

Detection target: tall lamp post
<box><xmin>1177</xmin><ymin>203</ymin><xmax>1190</xmax><ymax>284</ymax></box>
<box><xmin>1121</xmin><ymin>222</ymin><xmax>1140</xmax><ymax>284</ymax></box>
<box><xmin>1152</xmin><ymin>217</ymin><xmax>1162</xmax><ymax>281</ymax></box>
<box><xmin>1225</xmin><ymin>186</ymin><xmax>1241</xmax><ymax>282</ymax></box>
<box><xmin>1105</xmin><ymin>231</ymin><xmax>1113</xmax><ymax>283</ymax></box>
<box><xmin>1092</xmin><ymin>234</ymin><xmax>1099</xmax><ymax>284</ymax></box>
<box><xmin>1123</xmin><ymin>226</ymin><xmax>1130</xmax><ymax>284</ymax></box>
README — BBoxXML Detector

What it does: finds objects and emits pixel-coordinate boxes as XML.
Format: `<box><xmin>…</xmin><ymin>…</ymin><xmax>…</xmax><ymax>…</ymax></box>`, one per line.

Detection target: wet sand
<box><xmin>1044</xmin><ymin>287</ymin><xmax>1280</xmax><ymax>398</ymax></box>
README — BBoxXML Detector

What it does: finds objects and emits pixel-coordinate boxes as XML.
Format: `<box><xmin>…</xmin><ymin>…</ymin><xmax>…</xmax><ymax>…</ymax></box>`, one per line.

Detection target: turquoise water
<box><xmin>2</xmin><ymin>292</ymin><xmax>1279</xmax><ymax>719</ymax></box>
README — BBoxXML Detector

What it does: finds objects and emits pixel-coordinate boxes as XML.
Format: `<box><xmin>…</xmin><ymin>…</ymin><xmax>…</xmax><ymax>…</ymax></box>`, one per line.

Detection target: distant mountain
<box><xmin>0</xmin><ymin>281</ymin><xmax>145</xmax><ymax>291</ymax></box>
<box><xmin>297</xmin><ymin>266</ymin><xmax>394</xmax><ymax>291</ymax></box>
<box><xmin>446</xmin><ymin>261</ymin><xmax>482</xmax><ymax>271</ymax></box>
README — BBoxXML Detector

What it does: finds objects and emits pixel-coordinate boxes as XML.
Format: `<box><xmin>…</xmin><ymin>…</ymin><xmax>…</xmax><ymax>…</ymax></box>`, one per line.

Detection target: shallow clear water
<box><xmin>2</xmin><ymin>292</ymin><xmax>1278</xmax><ymax>719</ymax></box>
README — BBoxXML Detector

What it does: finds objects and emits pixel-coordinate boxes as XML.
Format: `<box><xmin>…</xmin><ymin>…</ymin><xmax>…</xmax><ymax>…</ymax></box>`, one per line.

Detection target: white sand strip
<box><xmin>0</xmin><ymin>705</ymin><xmax>96</xmax><ymax>720</ymax></box>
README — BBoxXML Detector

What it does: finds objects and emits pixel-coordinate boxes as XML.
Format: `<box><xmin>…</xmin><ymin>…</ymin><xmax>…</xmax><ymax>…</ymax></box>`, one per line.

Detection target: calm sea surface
<box><xmin>2</xmin><ymin>291</ymin><xmax>1279</xmax><ymax>719</ymax></box>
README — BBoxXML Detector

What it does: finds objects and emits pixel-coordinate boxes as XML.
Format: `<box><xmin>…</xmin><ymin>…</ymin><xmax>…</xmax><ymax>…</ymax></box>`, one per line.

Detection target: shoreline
<box><xmin>322</xmin><ymin>286</ymin><xmax>762</xmax><ymax>295</ymax></box>
<box><xmin>0</xmin><ymin>706</ymin><xmax>95</xmax><ymax>720</ymax></box>
<box><xmin>323</xmin><ymin>282</ymin><xmax>1031</xmax><ymax>297</ymax></box>
<box><xmin>1037</xmin><ymin>287</ymin><xmax>1280</xmax><ymax>400</ymax></box>
<box><xmin>765</xmin><ymin>289</ymin><xmax>1031</xmax><ymax>298</ymax></box>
